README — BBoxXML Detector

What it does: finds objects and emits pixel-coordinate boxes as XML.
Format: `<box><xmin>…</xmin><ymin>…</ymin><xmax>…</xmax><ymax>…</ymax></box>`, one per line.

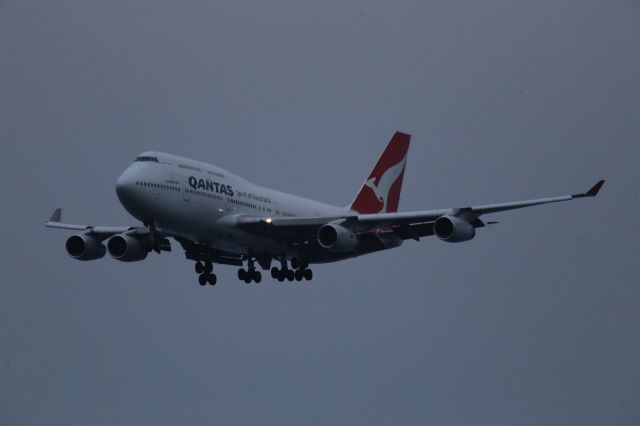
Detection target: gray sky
<box><xmin>1</xmin><ymin>1</ymin><xmax>639</xmax><ymax>425</ymax></box>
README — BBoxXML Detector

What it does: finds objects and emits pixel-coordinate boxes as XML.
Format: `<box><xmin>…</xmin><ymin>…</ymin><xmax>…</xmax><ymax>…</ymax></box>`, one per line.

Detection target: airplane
<box><xmin>45</xmin><ymin>132</ymin><xmax>604</xmax><ymax>286</ymax></box>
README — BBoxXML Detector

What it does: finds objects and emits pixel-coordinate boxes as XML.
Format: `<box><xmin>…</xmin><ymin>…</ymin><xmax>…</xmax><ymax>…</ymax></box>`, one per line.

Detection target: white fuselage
<box><xmin>115</xmin><ymin>151</ymin><xmax>350</xmax><ymax>257</ymax></box>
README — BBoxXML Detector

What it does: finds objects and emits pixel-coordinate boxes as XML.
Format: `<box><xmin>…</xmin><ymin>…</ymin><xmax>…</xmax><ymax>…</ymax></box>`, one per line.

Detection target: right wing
<box><xmin>237</xmin><ymin>180</ymin><xmax>605</xmax><ymax>240</ymax></box>
<box><xmin>354</xmin><ymin>179</ymin><xmax>605</xmax><ymax>229</ymax></box>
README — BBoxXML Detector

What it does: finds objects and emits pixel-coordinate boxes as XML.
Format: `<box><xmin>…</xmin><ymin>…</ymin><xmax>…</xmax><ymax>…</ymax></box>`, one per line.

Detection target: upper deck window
<box><xmin>178</xmin><ymin>163</ymin><xmax>202</xmax><ymax>172</ymax></box>
<box><xmin>135</xmin><ymin>156</ymin><xmax>159</xmax><ymax>163</ymax></box>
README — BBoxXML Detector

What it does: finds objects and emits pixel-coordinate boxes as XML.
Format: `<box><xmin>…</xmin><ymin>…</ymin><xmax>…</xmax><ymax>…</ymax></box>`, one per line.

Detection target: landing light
<box><xmin>265</xmin><ymin>218</ymin><xmax>272</xmax><ymax>224</ymax></box>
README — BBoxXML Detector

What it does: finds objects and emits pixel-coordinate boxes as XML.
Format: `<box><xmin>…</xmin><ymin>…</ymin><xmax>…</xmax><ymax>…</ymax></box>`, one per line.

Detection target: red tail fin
<box><xmin>350</xmin><ymin>132</ymin><xmax>411</xmax><ymax>214</ymax></box>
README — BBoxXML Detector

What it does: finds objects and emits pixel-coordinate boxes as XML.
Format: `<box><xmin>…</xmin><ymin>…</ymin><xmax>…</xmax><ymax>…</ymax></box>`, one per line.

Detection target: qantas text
<box><xmin>188</xmin><ymin>176</ymin><xmax>234</xmax><ymax>196</ymax></box>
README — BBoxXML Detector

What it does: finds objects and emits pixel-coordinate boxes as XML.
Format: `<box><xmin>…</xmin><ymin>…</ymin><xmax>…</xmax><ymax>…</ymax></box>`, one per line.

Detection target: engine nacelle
<box><xmin>65</xmin><ymin>234</ymin><xmax>106</xmax><ymax>260</ymax></box>
<box><xmin>107</xmin><ymin>234</ymin><xmax>149</xmax><ymax>262</ymax></box>
<box><xmin>433</xmin><ymin>215</ymin><xmax>476</xmax><ymax>243</ymax></box>
<box><xmin>317</xmin><ymin>223</ymin><xmax>358</xmax><ymax>252</ymax></box>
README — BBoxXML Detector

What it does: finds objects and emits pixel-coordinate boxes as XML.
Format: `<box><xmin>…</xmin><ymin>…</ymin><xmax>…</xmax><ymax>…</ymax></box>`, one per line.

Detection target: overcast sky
<box><xmin>1</xmin><ymin>1</ymin><xmax>639</xmax><ymax>425</ymax></box>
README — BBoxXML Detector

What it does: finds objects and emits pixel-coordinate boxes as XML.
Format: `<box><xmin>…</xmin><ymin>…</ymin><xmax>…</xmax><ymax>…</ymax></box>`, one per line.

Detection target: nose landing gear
<box><xmin>195</xmin><ymin>261</ymin><xmax>217</xmax><ymax>286</ymax></box>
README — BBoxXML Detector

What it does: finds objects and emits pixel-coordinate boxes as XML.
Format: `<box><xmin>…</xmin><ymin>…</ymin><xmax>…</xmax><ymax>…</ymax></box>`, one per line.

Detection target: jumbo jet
<box><xmin>46</xmin><ymin>132</ymin><xmax>604</xmax><ymax>286</ymax></box>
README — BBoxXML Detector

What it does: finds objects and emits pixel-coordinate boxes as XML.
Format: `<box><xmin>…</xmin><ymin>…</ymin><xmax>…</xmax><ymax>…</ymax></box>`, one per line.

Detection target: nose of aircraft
<box><xmin>115</xmin><ymin>168</ymin><xmax>137</xmax><ymax>208</ymax></box>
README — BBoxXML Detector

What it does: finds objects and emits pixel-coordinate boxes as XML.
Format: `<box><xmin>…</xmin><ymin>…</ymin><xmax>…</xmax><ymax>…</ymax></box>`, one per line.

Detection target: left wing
<box><xmin>237</xmin><ymin>180</ymin><xmax>605</xmax><ymax>239</ymax></box>
<box><xmin>45</xmin><ymin>208</ymin><xmax>136</xmax><ymax>239</ymax></box>
<box><xmin>45</xmin><ymin>208</ymin><xmax>172</xmax><ymax>256</ymax></box>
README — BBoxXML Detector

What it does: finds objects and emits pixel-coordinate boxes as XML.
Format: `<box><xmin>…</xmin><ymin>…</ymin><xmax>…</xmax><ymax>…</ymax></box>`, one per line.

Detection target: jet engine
<box><xmin>107</xmin><ymin>234</ymin><xmax>149</xmax><ymax>262</ymax></box>
<box><xmin>65</xmin><ymin>234</ymin><xmax>106</xmax><ymax>260</ymax></box>
<box><xmin>317</xmin><ymin>223</ymin><xmax>358</xmax><ymax>252</ymax></box>
<box><xmin>433</xmin><ymin>215</ymin><xmax>476</xmax><ymax>243</ymax></box>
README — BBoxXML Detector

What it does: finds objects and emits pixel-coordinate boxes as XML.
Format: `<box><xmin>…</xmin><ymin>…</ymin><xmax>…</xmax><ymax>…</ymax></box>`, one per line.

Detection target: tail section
<box><xmin>350</xmin><ymin>131</ymin><xmax>411</xmax><ymax>214</ymax></box>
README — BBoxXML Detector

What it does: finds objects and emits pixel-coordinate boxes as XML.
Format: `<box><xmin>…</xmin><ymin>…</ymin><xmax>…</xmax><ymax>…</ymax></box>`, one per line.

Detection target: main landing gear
<box><xmin>194</xmin><ymin>257</ymin><xmax>313</xmax><ymax>286</ymax></box>
<box><xmin>271</xmin><ymin>258</ymin><xmax>313</xmax><ymax>282</ymax></box>
<box><xmin>195</xmin><ymin>261</ymin><xmax>217</xmax><ymax>286</ymax></box>
<box><xmin>237</xmin><ymin>258</ymin><xmax>262</xmax><ymax>284</ymax></box>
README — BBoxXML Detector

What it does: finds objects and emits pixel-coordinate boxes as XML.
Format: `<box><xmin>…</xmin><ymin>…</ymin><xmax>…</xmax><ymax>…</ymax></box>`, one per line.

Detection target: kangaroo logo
<box><xmin>349</xmin><ymin>131</ymin><xmax>411</xmax><ymax>214</ymax></box>
<box><xmin>363</xmin><ymin>155</ymin><xmax>407</xmax><ymax>213</ymax></box>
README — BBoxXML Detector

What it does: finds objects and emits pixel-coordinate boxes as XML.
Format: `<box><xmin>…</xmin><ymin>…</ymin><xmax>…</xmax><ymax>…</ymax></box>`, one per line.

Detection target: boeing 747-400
<box><xmin>46</xmin><ymin>132</ymin><xmax>604</xmax><ymax>286</ymax></box>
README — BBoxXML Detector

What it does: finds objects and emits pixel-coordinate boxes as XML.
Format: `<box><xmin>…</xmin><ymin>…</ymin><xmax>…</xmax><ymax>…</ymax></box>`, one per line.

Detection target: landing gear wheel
<box><xmin>294</xmin><ymin>269</ymin><xmax>304</xmax><ymax>281</ymax></box>
<box><xmin>207</xmin><ymin>274</ymin><xmax>217</xmax><ymax>285</ymax></box>
<box><xmin>304</xmin><ymin>269</ymin><xmax>313</xmax><ymax>281</ymax></box>
<box><xmin>195</xmin><ymin>262</ymin><xmax>204</xmax><ymax>274</ymax></box>
<box><xmin>271</xmin><ymin>267</ymin><xmax>279</xmax><ymax>279</ymax></box>
<box><xmin>254</xmin><ymin>271</ymin><xmax>262</xmax><ymax>283</ymax></box>
<box><xmin>277</xmin><ymin>270</ymin><xmax>286</xmax><ymax>282</ymax></box>
<box><xmin>204</xmin><ymin>262</ymin><xmax>213</xmax><ymax>274</ymax></box>
<box><xmin>286</xmin><ymin>269</ymin><xmax>295</xmax><ymax>281</ymax></box>
<box><xmin>238</xmin><ymin>268</ymin><xmax>246</xmax><ymax>281</ymax></box>
<box><xmin>300</xmin><ymin>259</ymin><xmax>309</xmax><ymax>269</ymax></box>
<box><xmin>291</xmin><ymin>258</ymin><xmax>300</xmax><ymax>269</ymax></box>
<box><xmin>198</xmin><ymin>274</ymin><xmax>207</xmax><ymax>286</ymax></box>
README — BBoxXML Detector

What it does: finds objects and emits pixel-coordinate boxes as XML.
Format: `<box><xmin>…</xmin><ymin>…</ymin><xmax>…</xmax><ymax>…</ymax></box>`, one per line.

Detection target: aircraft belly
<box><xmin>160</xmin><ymin>206</ymin><xmax>290</xmax><ymax>256</ymax></box>
<box><xmin>203</xmin><ymin>228</ymin><xmax>291</xmax><ymax>256</ymax></box>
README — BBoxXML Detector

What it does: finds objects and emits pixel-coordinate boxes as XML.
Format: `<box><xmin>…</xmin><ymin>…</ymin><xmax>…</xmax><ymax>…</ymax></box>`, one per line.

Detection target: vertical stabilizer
<box><xmin>350</xmin><ymin>132</ymin><xmax>411</xmax><ymax>214</ymax></box>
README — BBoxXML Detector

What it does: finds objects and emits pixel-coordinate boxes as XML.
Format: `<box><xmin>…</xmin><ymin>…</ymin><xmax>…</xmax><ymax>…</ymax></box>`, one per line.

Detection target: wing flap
<box><xmin>391</xmin><ymin>222</ymin><xmax>436</xmax><ymax>240</ymax></box>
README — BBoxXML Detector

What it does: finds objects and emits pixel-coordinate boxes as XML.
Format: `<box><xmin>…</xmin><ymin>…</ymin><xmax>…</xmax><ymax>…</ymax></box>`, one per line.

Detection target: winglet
<box><xmin>573</xmin><ymin>180</ymin><xmax>605</xmax><ymax>198</ymax></box>
<box><xmin>49</xmin><ymin>208</ymin><xmax>62</xmax><ymax>223</ymax></box>
<box><xmin>586</xmin><ymin>179</ymin><xmax>605</xmax><ymax>197</ymax></box>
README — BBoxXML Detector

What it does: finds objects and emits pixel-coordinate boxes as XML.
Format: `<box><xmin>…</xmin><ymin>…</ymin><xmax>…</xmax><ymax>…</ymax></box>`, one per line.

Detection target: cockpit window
<box><xmin>135</xmin><ymin>156</ymin><xmax>159</xmax><ymax>163</ymax></box>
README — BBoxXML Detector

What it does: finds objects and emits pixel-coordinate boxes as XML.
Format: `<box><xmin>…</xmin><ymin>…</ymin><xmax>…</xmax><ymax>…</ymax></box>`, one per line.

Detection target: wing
<box><xmin>237</xmin><ymin>180</ymin><xmax>605</xmax><ymax>240</ymax></box>
<box><xmin>45</xmin><ymin>208</ymin><xmax>135</xmax><ymax>239</ymax></box>
<box><xmin>45</xmin><ymin>208</ymin><xmax>173</xmax><ymax>255</ymax></box>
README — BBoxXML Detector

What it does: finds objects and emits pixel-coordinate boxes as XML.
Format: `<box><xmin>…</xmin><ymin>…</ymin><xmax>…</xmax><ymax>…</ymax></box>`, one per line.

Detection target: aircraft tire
<box><xmin>208</xmin><ymin>274</ymin><xmax>217</xmax><ymax>285</ymax></box>
<box><xmin>254</xmin><ymin>271</ymin><xmax>262</xmax><ymax>283</ymax></box>
<box><xmin>291</xmin><ymin>258</ymin><xmax>300</xmax><ymax>269</ymax></box>
<box><xmin>198</xmin><ymin>274</ymin><xmax>207</xmax><ymax>286</ymax></box>
<box><xmin>238</xmin><ymin>268</ymin><xmax>246</xmax><ymax>280</ymax></box>
<box><xmin>286</xmin><ymin>270</ymin><xmax>295</xmax><ymax>281</ymax></box>
<box><xmin>195</xmin><ymin>262</ymin><xmax>204</xmax><ymax>274</ymax></box>
<box><xmin>294</xmin><ymin>269</ymin><xmax>304</xmax><ymax>281</ymax></box>
<box><xmin>204</xmin><ymin>262</ymin><xmax>213</xmax><ymax>274</ymax></box>
<box><xmin>304</xmin><ymin>269</ymin><xmax>313</xmax><ymax>281</ymax></box>
<box><xmin>271</xmin><ymin>267</ymin><xmax>279</xmax><ymax>279</ymax></box>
